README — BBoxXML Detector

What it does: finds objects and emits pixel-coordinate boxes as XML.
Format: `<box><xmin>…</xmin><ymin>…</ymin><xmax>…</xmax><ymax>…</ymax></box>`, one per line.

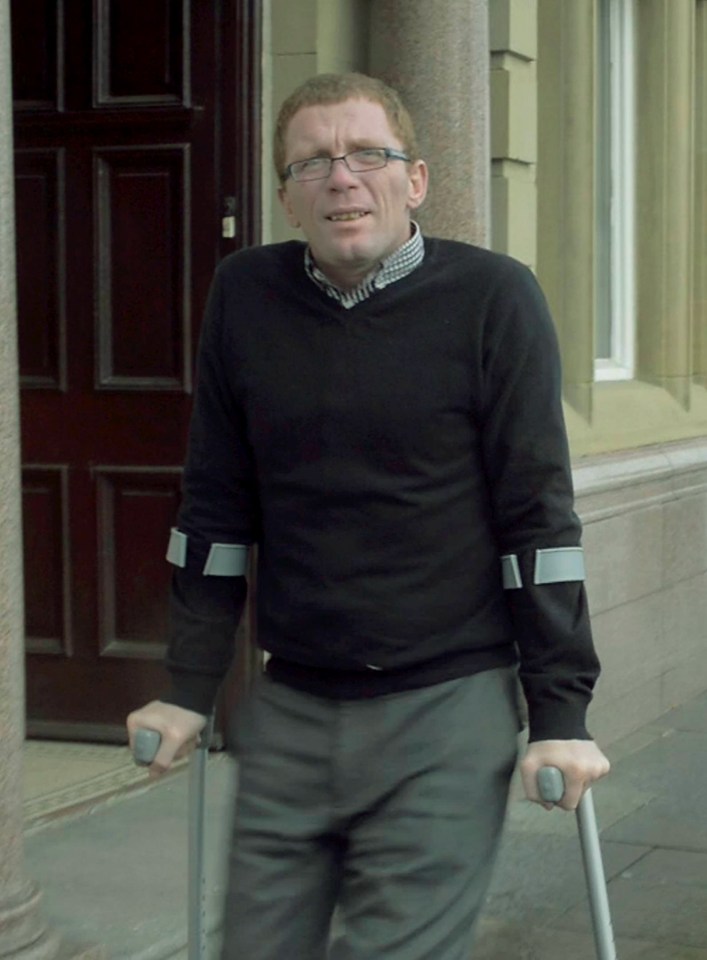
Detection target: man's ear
<box><xmin>406</xmin><ymin>159</ymin><xmax>429</xmax><ymax>212</ymax></box>
<box><xmin>278</xmin><ymin>185</ymin><xmax>301</xmax><ymax>229</ymax></box>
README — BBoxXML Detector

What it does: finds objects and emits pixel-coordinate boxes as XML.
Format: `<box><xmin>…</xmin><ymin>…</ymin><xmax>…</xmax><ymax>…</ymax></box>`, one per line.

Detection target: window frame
<box><xmin>594</xmin><ymin>0</ymin><xmax>636</xmax><ymax>382</ymax></box>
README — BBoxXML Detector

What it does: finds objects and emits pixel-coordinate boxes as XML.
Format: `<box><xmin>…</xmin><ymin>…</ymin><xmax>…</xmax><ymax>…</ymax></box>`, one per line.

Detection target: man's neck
<box><xmin>313</xmin><ymin>262</ymin><xmax>377</xmax><ymax>291</ymax></box>
<box><xmin>304</xmin><ymin>223</ymin><xmax>424</xmax><ymax>309</ymax></box>
<box><xmin>309</xmin><ymin>225</ymin><xmax>416</xmax><ymax>292</ymax></box>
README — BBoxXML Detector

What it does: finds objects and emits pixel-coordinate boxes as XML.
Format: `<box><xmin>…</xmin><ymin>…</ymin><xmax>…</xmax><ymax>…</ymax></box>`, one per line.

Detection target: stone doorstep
<box><xmin>54</xmin><ymin>942</ymin><xmax>107</xmax><ymax>960</ymax></box>
<box><xmin>23</xmin><ymin>757</ymin><xmax>235</xmax><ymax>960</ymax></box>
<box><xmin>5</xmin><ymin>929</ymin><xmax>106</xmax><ymax>960</ymax></box>
<box><xmin>23</xmin><ymin>741</ymin><xmax>189</xmax><ymax>836</ymax></box>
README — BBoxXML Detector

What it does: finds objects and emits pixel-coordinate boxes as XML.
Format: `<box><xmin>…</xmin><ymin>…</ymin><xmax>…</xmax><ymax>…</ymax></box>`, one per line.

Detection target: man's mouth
<box><xmin>326</xmin><ymin>211</ymin><xmax>369</xmax><ymax>222</ymax></box>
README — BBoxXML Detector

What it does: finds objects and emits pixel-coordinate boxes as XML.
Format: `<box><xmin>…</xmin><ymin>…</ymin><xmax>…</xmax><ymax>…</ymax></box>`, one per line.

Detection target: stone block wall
<box><xmin>577</xmin><ymin>439</ymin><xmax>707</xmax><ymax>744</ymax></box>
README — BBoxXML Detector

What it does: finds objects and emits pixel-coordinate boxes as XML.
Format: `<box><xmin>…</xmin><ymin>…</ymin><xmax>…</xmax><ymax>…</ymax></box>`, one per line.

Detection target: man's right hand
<box><xmin>126</xmin><ymin>701</ymin><xmax>208</xmax><ymax>777</ymax></box>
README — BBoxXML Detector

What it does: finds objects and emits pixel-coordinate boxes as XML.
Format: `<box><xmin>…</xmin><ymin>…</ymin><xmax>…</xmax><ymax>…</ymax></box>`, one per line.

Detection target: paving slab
<box><xmin>604</xmin><ymin>722</ymin><xmax>674</xmax><ymax>763</ymax></box>
<box><xmin>484</xmin><ymin>832</ymin><xmax>648</xmax><ymax>927</ymax></box>
<box><xmin>473</xmin><ymin>919</ymin><xmax>707</xmax><ymax>960</ymax></box>
<box><xmin>556</xmin><ymin>847</ymin><xmax>707</xmax><ymax>949</ymax></box>
<box><xmin>602</xmin><ymin>728</ymin><xmax>707</xmax><ymax>797</ymax></box>
<box><xmin>653</xmin><ymin>691</ymin><xmax>707</xmax><ymax>732</ymax></box>
<box><xmin>472</xmin><ymin>919</ymin><xmax>598</xmax><ymax>960</ymax></box>
<box><xmin>602</xmin><ymin>730</ymin><xmax>707</xmax><ymax>851</ymax></box>
<box><xmin>506</xmin><ymin>776</ymin><xmax>654</xmax><ymax>838</ymax></box>
<box><xmin>25</xmin><ymin>756</ymin><xmax>236</xmax><ymax>960</ymax></box>
<box><xmin>604</xmin><ymin>794</ymin><xmax>707</xmax><ymax>852</ymax></box>
<box><xmin>23</xmin><ymin>686</ymin><xmax>707</xmax><ymax>959</ymax></box>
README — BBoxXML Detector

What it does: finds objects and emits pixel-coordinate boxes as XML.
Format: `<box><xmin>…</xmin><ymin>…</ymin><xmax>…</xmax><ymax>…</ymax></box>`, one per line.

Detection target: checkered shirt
<box><xmin>304</xmin><ymin>222</ymin><xmax>424</xmax><ymax>309</ymax></box>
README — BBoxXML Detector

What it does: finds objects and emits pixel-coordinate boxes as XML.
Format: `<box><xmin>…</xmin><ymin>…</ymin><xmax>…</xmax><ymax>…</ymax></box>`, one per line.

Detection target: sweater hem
<box><xmin>265</xmin><ymin>646</ymin><xmax>518</xmax><ymax>700</ymax></box>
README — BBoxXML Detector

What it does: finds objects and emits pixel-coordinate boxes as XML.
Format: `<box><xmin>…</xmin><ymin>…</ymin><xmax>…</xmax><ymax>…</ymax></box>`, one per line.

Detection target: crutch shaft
<box><xmin>538</xmin><ymin>766</ymin><xmax>618</xmax><ymax>960</ymax></box>
<box><xmin>133</xmin><ymin>723</ymin><xmax>211</xmax><ymax>960</ymax></box>
<box><xmin>576</xmin><ymin>789</ymin><xmax>617</xmax><ymax>960</ymax></box>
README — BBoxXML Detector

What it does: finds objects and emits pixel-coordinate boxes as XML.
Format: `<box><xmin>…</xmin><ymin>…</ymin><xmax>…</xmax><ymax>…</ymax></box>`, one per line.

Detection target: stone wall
<box><xmin>578</xmin><ymin>438</ymin><xmax>707</xmax><ymax>744</ymax></box>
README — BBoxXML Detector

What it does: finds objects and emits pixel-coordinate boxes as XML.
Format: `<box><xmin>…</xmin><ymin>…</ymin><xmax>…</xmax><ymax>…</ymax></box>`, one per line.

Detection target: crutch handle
<box><xmin>133</xmin><ymin>724</ymin><xmax>211</xmax><ymax>766</ymax></box>
<box><xmin>537</xmin><ymin>765</ymin><xmax>566</xmax><ymax>804</ymax></box>
<box><xmin>133</xmin><ymin>728</ymin><xmax>162</xmax><ymax>766</ymax></box>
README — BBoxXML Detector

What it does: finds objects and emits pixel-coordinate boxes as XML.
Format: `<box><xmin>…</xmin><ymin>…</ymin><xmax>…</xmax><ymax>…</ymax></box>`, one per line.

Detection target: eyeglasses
<box><xmin>283</xmin><ymin>147</ymin><xmax>411</xmax><ymax>183</ymax></box>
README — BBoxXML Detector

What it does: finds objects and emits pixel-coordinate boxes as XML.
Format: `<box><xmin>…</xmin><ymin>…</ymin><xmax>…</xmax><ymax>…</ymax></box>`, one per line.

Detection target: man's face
<box><xmin>278</xmin><ymin>98</ymin><xmax>428</xmax><ymax>288</ymax></box>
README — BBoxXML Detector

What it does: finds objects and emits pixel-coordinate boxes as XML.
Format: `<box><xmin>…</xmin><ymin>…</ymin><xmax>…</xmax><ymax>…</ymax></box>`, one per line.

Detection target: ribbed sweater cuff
<box><xmin>162</xmin><ymin>670</ymin><xmax>221</xmax><ymax>717</ymax></box>
<box><xmin>527</xmin><ymin>700</ymin><xmax>592</xmax><ymax>743</ymax></box>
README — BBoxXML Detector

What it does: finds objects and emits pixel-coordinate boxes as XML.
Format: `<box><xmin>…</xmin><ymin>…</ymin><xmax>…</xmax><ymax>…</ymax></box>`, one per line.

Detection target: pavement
<box><xmin>23</xmin><ymin>687</ymin><xmax>707</xmax><ymax>960</ymax></box>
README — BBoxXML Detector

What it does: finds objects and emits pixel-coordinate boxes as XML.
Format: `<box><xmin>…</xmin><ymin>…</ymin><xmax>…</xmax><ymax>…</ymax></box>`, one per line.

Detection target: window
<box><xmin>595</xmin><ymin>0</ymin><xmax>636</xmax><ymax>380</ymax></box>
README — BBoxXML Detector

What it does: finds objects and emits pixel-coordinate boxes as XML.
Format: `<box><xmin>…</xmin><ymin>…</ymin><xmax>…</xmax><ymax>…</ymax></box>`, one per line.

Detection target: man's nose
<box><xmin>327</xmin><ymin>156</ymin><xmax>359</xmax><ymax>187</ymax></box>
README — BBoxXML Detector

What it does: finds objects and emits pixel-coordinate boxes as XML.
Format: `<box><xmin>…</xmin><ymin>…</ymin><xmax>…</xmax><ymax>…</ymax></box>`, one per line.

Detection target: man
<box><xmin>127</xmin><ymin>72</ymin><xmax>609</xmax><ymax>959</ymax></box>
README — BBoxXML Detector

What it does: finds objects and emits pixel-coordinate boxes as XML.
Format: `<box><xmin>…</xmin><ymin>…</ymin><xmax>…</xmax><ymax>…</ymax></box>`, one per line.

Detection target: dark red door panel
<box><xmin>14</xmin><ymin>0</ymin><xmax>261</xmax><ymax>739</ymax></box>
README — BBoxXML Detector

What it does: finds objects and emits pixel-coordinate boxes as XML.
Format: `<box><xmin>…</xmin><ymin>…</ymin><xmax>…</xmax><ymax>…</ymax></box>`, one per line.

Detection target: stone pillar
<box><xmin>696</xmin><ymin>0</ymin><xmax>707</xmax><ymax>387</ymax></box>
<box><xmin>536</xmin><ymin>0</ymin><xmax>596</xmax><ymax>422</ymax></box>
<box><xmin>369</xmin><ymin>0</ymin><xmax>490</xmax><ymax>247</ymax></box>
<box><xmin>635</xmin><ymin>0</ymin><xmax>695</xmax><ymax>408</ymax></box>
<box><xmin>0</xmin><ymin>3</ymin><xmax>100</xmax><ymax>958</ymax></box>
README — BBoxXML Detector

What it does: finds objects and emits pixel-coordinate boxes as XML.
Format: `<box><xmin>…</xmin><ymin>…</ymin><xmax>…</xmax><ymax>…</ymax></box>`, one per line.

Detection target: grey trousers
<box><xmin>222</xmin><ymin>667</ymin><xmax>520</xmax><ymax>960</ymax></box>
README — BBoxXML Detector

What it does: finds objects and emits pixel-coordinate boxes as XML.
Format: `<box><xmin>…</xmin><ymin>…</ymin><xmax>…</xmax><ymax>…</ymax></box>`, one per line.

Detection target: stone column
<box><xmin>536</xmin><ymin>0</ymin><xmax>596</xmax><ymax>422</ymax></box>
<box><xmin>369</xmin><ymin>0</ymin><xmax>490</xmax><ymax>247</ymax></box>
<box><xmin>696</xmin><ymin>0</ymin><xmax>707</xmax><ymax>387</ymax></box>
<box><xmin>635</xmin><ymin>0</ymin><xmax>695</xmax><ymax>408</ymax></box>
<box><xmin>0</xmin><ymin>3</ymin><xmax>100</xmax><ymax>958</ymax></box>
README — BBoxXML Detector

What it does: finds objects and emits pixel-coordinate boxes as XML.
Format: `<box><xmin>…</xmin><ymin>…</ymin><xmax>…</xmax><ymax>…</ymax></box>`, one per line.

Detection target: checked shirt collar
<box><xmin>304</xmin><ymin>222</ymin><xmax>424</xmax><ymax>309</ymax></box>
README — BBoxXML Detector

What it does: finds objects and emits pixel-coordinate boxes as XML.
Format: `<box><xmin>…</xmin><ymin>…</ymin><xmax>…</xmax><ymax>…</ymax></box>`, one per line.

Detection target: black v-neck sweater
<box><xmin>164</xmin><ymin>238</ymin><xmax>600</xmax><ymax>742</ymax></box>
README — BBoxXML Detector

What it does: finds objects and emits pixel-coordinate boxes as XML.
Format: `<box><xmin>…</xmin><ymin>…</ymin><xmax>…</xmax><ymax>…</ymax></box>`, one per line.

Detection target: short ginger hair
<box><xmin>274</xmin><ymin>73</ymin><xmax>419</xmax><ymax>183</ymax></box>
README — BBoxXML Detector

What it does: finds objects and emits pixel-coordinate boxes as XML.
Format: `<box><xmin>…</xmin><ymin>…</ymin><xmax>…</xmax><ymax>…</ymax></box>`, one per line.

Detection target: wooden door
<box><xmin>12</xmin><ymin>0</ymin><xmax>261</xmax><ymax>740</ymax></box>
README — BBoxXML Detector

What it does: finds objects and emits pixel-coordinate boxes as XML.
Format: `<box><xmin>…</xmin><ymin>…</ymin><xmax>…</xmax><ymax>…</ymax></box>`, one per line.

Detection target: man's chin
<box><xmin>316</xmin><ymin>240</ymin><xmax>375</xmax><ymax>267</ymax></box>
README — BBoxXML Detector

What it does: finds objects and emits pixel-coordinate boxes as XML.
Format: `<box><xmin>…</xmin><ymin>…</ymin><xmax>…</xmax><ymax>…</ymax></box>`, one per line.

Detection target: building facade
<box><xmin>2</xmin><ymin>1</ymin><xmax>707</xmax><ymax>954</ymax></box>
<box><xmin>262</xmin><ymin>0</ymin><xmax>707</xmax><ymax>745</ymax></box>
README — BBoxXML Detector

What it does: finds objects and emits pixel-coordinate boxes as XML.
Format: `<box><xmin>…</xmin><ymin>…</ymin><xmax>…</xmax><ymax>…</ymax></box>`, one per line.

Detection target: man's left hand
<box><xmin>520</xmin><ymin>739</ymin><xmax>610</xmax><ymax>811</ymax></box>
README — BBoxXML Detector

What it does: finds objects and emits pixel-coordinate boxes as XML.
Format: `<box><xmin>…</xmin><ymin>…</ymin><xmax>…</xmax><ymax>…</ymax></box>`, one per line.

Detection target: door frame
<box><xmin>15</xmin><ymin>0</ymin><xmax>264</xmax><ymax>742</ymax></box>
<box><xmin>228</xmin><ymin>0</ymin><xmax>263</xmax><ymax>252</ymax></box>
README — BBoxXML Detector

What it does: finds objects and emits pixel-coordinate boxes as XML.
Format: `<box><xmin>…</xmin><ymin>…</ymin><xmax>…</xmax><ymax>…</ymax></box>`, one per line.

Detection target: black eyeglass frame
<box><xmin>283</xmin><ymin>147</ymin><xmax>411</xmax><ymax>183</ymax></box>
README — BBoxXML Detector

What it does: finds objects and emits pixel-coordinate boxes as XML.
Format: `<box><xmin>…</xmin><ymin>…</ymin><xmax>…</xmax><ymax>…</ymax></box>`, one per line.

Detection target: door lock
<box><xmin>222</xmin><ymin>196</ymin><xmax>237</xmax><ymax>239</ymax></box>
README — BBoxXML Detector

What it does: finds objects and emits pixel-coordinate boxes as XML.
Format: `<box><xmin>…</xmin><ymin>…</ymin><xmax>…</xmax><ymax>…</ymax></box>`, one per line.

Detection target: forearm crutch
<box><xmin>134</xmin><ymin>717</ymin><xmax>214</xmax><ymax>960</ymax></box>
<box><xmin>538</xmin><ymin>766</ymin><xmax>618</xmax><ymax>960</ymax></box>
